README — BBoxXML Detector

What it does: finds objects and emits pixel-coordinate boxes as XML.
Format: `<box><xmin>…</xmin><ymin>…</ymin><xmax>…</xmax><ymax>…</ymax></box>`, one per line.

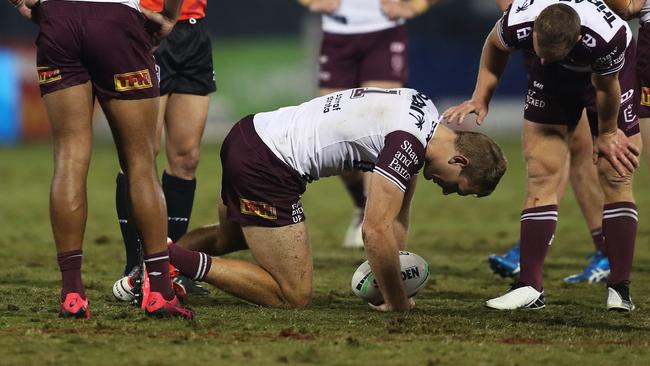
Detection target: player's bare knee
<box><xmin>598</xmin><ymin>163</ymin><xmax>632</xmax><ymax>194</ymax></box>
<box><xmin>281</xmin><ymin>285</ymin><xmax>312</xmax><ymax>308</ymax></box>
<box><xmin>168</xmin><ymin>148</ymin><xmax>201</xmax><ymax>178</ymax></box>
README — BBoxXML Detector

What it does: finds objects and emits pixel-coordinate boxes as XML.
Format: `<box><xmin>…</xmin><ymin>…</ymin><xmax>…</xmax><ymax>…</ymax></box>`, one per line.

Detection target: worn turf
<box><xmin>1</xmin><ymin>140</ymin><xmax>650</xmax><ymax>365</ymax></box>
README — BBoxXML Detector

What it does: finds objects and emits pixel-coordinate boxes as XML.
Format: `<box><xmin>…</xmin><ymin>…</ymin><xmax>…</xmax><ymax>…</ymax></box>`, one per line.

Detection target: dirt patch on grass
<box><xmin>497</xmin><ymin>337</ymin><xmax>546</xmax><ymax>345</ymax></box>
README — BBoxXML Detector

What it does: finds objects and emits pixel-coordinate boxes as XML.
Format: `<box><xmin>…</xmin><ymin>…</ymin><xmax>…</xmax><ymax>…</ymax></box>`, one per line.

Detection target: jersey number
<box><xmin>350</xmin><ymin>88</ymin><xmax>400</xmax><ymax>99</ymax></box>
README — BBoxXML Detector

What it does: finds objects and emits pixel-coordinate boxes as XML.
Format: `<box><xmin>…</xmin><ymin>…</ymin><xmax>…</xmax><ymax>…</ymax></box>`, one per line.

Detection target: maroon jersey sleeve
<box><xmin>496</xmin><ymin>5</ymin><xmax>533</xmax><ymax>50</ymax></box>
<box><xmin>591</xmin><ymin>27</ymin><xmax>628</xmax><ymax>75</ymax></box>
<box><xmin>373</xmin><ymin>131</ymin><xmax>425</xmax><ymax>192</ymax></box>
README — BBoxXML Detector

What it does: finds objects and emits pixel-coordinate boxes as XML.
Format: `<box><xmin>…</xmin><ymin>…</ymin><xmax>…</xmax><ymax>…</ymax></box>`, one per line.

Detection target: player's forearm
<box><xmin>163</xmin><ymin>0</ymin><xmax>183</xmax><ymax>20</ymax></box>
<box><xmin>593</xmin><ymin>74</ymin><xmax>621</xmax><ymax>135</ymax></box>
<box><xmin>362</xmin><ymin>226</ymin><xmax>410</xmax><ymax>310</ymax></box>
<box><xmin>472</xmin><ymin>35</ymin><xmax>509</xmax><ymax>105</ymax></box>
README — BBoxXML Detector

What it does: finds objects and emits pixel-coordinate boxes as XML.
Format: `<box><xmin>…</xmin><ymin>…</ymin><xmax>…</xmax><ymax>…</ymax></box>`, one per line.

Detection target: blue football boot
<box><xmin>563</xmin><ymin>251</ymin><xmax>610</xmax><ymax>284</ymax></box>
<box><xmin>488</xmin><ymin>243</ymin><xmax>521</xmax><ymax>278</ymax></box>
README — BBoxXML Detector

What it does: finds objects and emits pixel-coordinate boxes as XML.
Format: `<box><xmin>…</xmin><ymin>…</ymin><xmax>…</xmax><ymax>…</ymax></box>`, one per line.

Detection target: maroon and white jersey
<box><xmin>41</xmin><ymin>0</ymin><xmax>140</xmax><ymax>11</ymax></box>
<box><xmin>322</xmin><ymin>0</ymin><xmax>404</xmax><ymax>34</ymax></box>
<box><xmin>641</xmin><ymin>1</ymin><xmax>650</xmax><ymax>24</ymax></box>
<box><xmin>253</xmin><ymin>88</ymin><xmax>440</xmax><ymax>192</ymax></box>
<box><xmin>497</xmin><ymin>0</ymin><xmax>632</xmax><ymax>75</ymax></box>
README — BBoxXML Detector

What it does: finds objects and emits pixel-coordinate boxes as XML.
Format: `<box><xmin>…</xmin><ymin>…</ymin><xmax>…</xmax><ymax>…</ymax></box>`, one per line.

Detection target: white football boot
<box><xmin>342</xmin><ymin>208</ymin><xmax>364</xmax><ymax>249</ymax></box>
<box><xmin>485</xmin><ymin>283</ymin><xmax>546</xmax><ymax>310</ymax></box>
<box><xmin>606</xmin><ymin>284</ymin><xmax>635</xmax><ymax>312</ymax></box>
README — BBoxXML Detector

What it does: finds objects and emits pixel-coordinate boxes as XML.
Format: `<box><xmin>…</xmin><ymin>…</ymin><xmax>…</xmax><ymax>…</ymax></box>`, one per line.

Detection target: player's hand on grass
<box><xmin>594</xmin><ymin>129</ymin><xmax>640</xmax><ymax>176</ymax></box>
<box><xmin>443</xmin><ymin>99</ymin><xmax>489</xmax><ymax>125</ymax></box>
<box><xmin>141</xmin><ymin>8</ymin><xmax>178</xmax><ymax>46</ymax></box>
<box><xmin>368</xmin><ymin>298</ymin><xmax>415</xmax><ymax>312</ymax></box>
<box><xmin>303</xmin><ymin>0</ymin><xmax>341</xmax><ymax>13</ymax></box>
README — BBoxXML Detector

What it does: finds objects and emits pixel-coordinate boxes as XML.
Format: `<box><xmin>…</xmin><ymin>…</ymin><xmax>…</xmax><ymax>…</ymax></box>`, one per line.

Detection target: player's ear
<box><xmin>448</xmin><ymin>155</ymin><xmax>469</xmax><ymax>167</ymax></box>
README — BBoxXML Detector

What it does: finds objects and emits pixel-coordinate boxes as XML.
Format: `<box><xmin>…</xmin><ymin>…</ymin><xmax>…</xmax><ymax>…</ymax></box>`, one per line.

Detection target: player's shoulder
<box><xmin>503</xmin><ymin>0</ymin><xmax>549</xmax><ymax>27</ymax></box>
<box><xmin>393</xmin><ymin>89</ymin><xmax>440</xmax><ymax>147</ymax></box>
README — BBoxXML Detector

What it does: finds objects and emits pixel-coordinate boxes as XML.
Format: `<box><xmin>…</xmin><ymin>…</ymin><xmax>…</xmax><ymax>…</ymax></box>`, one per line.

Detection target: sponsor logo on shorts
<box><xmin>390</xmin><ymin>41</ymin><xmax>405</xmax><ymax>53</ymax></box>
<box><xmin>291</xmin><ymin>202</ymin><xmax>304</xmax><ymax>224</ymax></box>
<box><xmin>621</xmin><ymin>89</ymin><xmax>634</xmax><ymax>104</ymax></box>
<box><xmin>114</xmin><ymin>69</ymin><xmax>153</xmax><ymax>92</ymax></box>
<box><xmin>240</xmin><ymin>199</ymin><xmax>277</xmax><ymax>220</ymax></box>
<box><xmin>37</xmin><ymin>66</ymin><xmax>62</xmax><ymax>85</ymax></box>
<box><xmin>526</xmin><ymin>89</ymin><xmax>546</xmax><ymax>109</ymax></box>
<box><xmin>623</xmin><ymin>104</ymin><xmax>637</xmax><ymax>124</ymax></box>
<box><xmin>642</xmin><ymin>87</ymin><xmax>650</xmax><ymax>107</ymax></box>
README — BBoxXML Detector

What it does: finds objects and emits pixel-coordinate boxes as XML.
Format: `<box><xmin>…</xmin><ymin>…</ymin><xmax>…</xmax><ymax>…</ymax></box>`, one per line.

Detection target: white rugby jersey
<box><xmin>322</xmin><ymin>0</ymin><xmax>404</xmax><ymax>34</ymax></box>
<box><xmin>41</xmin><ymin>0</ymin><xmax>141</xmax><ymax>11</ymax></box>
<box><xmin>253</xmin><ymin>88</ymin><xmax>440</xmax><ymax>192</ymax></box>
<box><xmin>641</xmin><ymin>1</ymin><xmax>650</xmax><ymax>24</ymax></box>
<box><xmin>499</xmin><ymin>0</ymin><xmax>632</xmax><ymax>75</ymax></box>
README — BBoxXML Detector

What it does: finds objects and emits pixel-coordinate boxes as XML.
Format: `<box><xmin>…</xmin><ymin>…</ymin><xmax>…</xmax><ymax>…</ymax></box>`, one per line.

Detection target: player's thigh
<box><xmin>164</xmin><ymin>93</ymin><xmax>210</xmax><ymax>158</ymax></box>
<box><xmin>242</xmin><ymin>223</ymin><xmax>312</xmax><ymax>296</ymax></box>
<box><xmin>319</xmin><ymin>87</ymin><xmax>347</xmax><ymax>96</ymax></box>
<box><xmin>154</xmin><ymin>95</ymin><xmax>169</xmax><ymax>156</ymax></box>
<box><xmin>43</xmin><ymin>82</ymin><xmax>95</xmax><ymax>164</ymax></box>
<box><xmin>217</xmin><ymin>200</ymin><xmax>248</xmax><ymax>252</ymax></box>
<box><xmin>568</xmin><ymin>110</ymin><xmax>594</xmax><ymax>158</ymax></box>
<box><xmin>319</xmin><ymin>32</ymin><xmax>359</xmax><ymax>90</ymax></box>
<box><xmin>101</xmin><ymin>97</ymin><xmax>160</xmax><ymax>167</ymax></box>
<box><xmin>359</xmin><ymin>26</ymin><xmax>407</xmax><ymax>87</ymax></box>
<box><xmin>522</xmin><ymin>120</ymin><xmax>570</xmax><ymax>182</ymax></box>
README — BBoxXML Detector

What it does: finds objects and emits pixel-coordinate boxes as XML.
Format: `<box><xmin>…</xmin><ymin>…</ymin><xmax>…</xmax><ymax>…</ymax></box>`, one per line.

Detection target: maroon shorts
<box><xmin>35</xmin><ymin>1</ymin><xmax>159</xmax><ymax>101</ymax></box>
<box><xmin>220</xmin><ymin>115</ymin><xmax>307</xmax><ymax>227</ymax></box>
<box><xmin>319</xmin><ymin>25</ymin><xmax>408</xmax><ymax>89</ymax></box>
<box><xmin>638</xmin><ymin>23</ymin><xmax>650</xmax><ymax>118</ymax></box>
<box><xmin>523</xmin><ymin>42</ymin><xmax>640</xmax><ymax>137</ymax></box>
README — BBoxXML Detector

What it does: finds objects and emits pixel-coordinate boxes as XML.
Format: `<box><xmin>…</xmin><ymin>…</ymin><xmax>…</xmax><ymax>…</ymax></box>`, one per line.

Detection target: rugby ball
<box><xmin>112</xmin><ymin>276</ymin><xmax>136</xmax><ymax>302</ymax></box>
<box><xmin>351</xmin><ymin>251</ymin><xmax>429</xmax><ymax>305</ymax></box>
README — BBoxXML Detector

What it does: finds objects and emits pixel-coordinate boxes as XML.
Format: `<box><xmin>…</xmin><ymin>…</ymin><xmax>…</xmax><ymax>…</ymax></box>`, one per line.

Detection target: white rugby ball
<box><xmin>351</xmin><ymin>251</ymin><xmax>429</xmax><ymax>305</ymax></box>
<box><xmin>112</xmin><ymin>276</ymin><xmax>136</xmax><ymax>302</ymax></box>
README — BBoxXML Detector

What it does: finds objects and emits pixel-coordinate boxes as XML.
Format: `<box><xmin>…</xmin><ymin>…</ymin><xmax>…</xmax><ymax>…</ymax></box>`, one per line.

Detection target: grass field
<box><xmin>2</xmin><ymin>139</ymin><xmax>650</xmax><ymax>366</ymax></box>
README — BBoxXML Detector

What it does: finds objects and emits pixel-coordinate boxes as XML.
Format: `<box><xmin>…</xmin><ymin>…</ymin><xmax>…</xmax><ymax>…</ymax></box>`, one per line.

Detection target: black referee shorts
<box><xmin>155</xmin><ymin>18</ymin><xmax>217</xmax><ymax>96</ymax></box>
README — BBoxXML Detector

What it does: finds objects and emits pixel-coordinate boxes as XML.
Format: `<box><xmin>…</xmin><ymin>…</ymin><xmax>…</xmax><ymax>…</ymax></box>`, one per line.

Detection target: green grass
<box><xmin>212</xmin><ymin>37</ymin><xmax>313</xmax><ymax>117</ymax></box>
<box><xmin>2</xmin><ymin>140</ymin><xmax>650</xmax><ymax>365</ymax></box>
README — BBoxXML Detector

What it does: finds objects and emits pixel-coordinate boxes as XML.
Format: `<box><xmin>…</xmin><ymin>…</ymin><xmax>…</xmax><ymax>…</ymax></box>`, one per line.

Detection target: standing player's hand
<box><xmin>368</xmin><ymin>298</ymin><xmax>416</xmax><ymax>312</ymax></box>
<box><xmin>594</xmin><ymin>129</ymin><xmax>640</xmax><ymax>176</ymax></box>
<box><xmin>381</xmin><ymin>0</ymin><xmax>424</xmax><ymax>20</ymax></box>
<box><xmin>306</xmin><ymin>0</ymin><xmax>341</xmax><ymax>13</ymax></box>
<box><xmin>443</xmin><ymin>99</ymin><xmax>489</xmax><ymax>125</ymax></box>
<box><xmin>141</xmin><ymin>8</ymin><xmax>178</xmax><ymax>46</ymax></box>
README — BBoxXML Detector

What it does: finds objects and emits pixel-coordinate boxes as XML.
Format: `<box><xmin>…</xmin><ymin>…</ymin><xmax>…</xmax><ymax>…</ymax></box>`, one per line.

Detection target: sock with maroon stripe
<box><xmin>603</xmin><ymin>202</ymin><xmax>638</xmax><ymax>286</ymax></box>
<box><xmin>162</xmin><ymin>171</ymin><xmax>196</xmax><ymax>242</ymax></box>
<box><xmin>57</xmin><ymin>249</ymin><xmax>85</xmax><ymax>301</ymax></box>
<box><xmin>591</xmin><ymin>227</ymin><xmax>605</xmax><ymax>254</ymax></box>
<box><xmin>168</xmin><ymin>243</ymin><xmax>212</xmax><ymax>281</ymax></box>
<box><xmin>144</xmin><ymin>250</ymin><xmax>174</xmax><ymax>301</ymax></box>
<box><xmin>518</xmin><ymin>205</ymin><xmax>558</xmax><ymax>291</ymax></box>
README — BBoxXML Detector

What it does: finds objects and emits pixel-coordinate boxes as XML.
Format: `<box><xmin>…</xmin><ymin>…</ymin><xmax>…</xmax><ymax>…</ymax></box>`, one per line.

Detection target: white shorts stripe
<box><xmin>374</xmin><ymin>167</ymin><xmax>406</xmax><ymax>192</ymax></box>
